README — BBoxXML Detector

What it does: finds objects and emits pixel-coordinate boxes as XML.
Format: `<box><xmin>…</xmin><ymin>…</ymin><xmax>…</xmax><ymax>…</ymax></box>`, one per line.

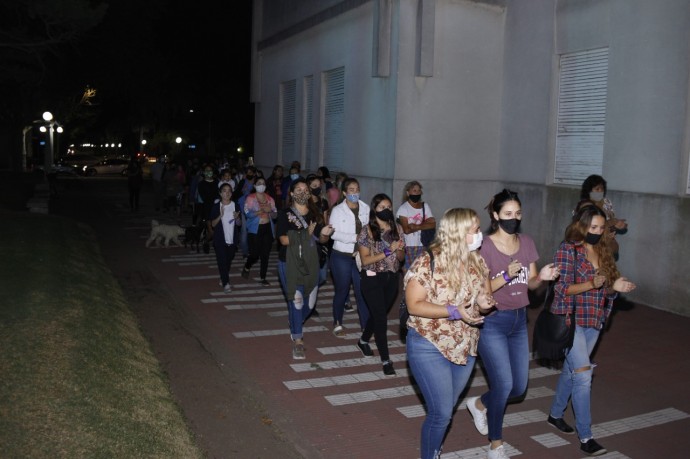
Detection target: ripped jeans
<box><xmin>549</xmin><ymin>325</ymin><xmax>601</xmax><ymax>440</ymax></box>
<box><xmin>277</xmin><ymin>260</ymin><xmax>318</xmax><ymax>340</ymax></box>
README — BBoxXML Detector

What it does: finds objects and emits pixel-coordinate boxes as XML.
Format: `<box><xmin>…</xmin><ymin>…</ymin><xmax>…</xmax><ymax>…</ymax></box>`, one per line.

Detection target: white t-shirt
<box><xmin>396</xmin><ymin>201</ymin><xmax>433</xmax><ymax>248</ymax></box>
<box><xmin>220</xmin><ymin>201</ymin><xmax>237</xmax><ymax>244</ymax></box>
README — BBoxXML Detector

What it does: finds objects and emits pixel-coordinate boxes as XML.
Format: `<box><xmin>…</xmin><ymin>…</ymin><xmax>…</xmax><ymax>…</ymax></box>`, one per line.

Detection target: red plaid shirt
<box><xmin>550</xmin><ymin>241</ymin><xmax>617</xmax><ymax>330</ymax></box>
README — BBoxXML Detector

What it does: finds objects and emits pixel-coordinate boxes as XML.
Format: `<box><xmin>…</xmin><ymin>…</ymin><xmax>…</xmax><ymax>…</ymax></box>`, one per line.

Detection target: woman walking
<box><xmin>276</xmin><ymin>179</ymin><xmax>333</xmax><ymax>359</ymax></box>
<box><xmin>208</xmin><ymin>183</ymin><xmax>240</xmax><ymax>294</ymax></box>
<box><xmin>328</xmin><ymin>178</ymin><xmax>370</xmax><ymax>336</ymax></box>
<box><xmin>547</xmin><ymin>205</ymin><xmax>635</xmax><ymax>456</ymax></box>
<box><xmin>465</xmin><ymin>189</ymin><xmax>560</xmax><ymax>459</ymax></box>
<box><xmin>355</xmin><ymin>193</ymin><xmax>405</xmax><ymax>375</ymax></box>
<box><xmin>404</xmin><ymin>208</ymin><xmax>496</xmax><ymax>459</ymax></box>
<box><xmin>241</xmin><ymin>177</ymin><xmax>277</xmax><ymax>286</ymax></box>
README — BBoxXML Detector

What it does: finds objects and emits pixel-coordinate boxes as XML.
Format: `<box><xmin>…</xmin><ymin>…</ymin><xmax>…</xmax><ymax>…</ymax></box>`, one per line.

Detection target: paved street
<box><xmin>51</xmin><ymin>177</ymin><xmax>690</xmax><ymax>458</ymax></box>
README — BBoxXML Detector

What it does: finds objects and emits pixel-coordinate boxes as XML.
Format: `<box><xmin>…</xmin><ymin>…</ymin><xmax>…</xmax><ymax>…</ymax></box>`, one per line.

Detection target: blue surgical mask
<box><xmin>589</xmin><ymin>191</ymin><xmax>605</xmax><ymax>201</ymax></box>
<box><xmin>290</xmin><ymin>173</ymin><xmax>299</xmax><ymax>181</ymax></box>
<box><xmin>346</xmin><ymin>193</ymin><xmax>360</xmax><ymax>204</ymax></box>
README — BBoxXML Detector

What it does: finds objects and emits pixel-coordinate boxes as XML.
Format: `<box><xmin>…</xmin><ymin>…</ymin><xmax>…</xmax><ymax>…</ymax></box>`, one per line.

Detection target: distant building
<box><xmin>250</xmin><ymin>0</ymin><xmax>690</xmax><ymax>315</ymax></box>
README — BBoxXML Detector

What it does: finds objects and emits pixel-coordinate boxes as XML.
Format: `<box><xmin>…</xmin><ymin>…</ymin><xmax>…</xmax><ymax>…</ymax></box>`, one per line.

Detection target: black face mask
<box><xmin>375</xmin><ymin>209</ymin><xmax>395</xmax><ymax>222</ymax></box>
<box><xmin>311</xmin><ymin>187</ymin><xmax>322</xmax><ymax>196</ymax></box>
<box><xmin>585</xmin><ymin>232</ymin><xmax>602</xmax><ymax>245</ymax></box>
<box><xmin>498</xmin><ymin>218</ymin><xmax>521</xmax><ymax>235</ymax></box>
<box><xmin>408</xmin><ymin>194</ymin><xmax>422</xmax><ymax>203</ymax></box>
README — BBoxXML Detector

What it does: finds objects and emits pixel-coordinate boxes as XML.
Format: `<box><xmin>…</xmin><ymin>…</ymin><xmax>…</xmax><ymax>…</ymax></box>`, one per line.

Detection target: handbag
<box><xmin>399</xmin><ymin>247</ymin><xmax>434</xmax><ymax>343</ymax></box>
<box><xmin>532</xmin><ymin>246</ymin><xmax>580</xmax><ymax>361</ymax></box>
<box><xmin>420</xmin><ymin>205</ymin><xmax>436</xmax><ymax>246</ymax></box>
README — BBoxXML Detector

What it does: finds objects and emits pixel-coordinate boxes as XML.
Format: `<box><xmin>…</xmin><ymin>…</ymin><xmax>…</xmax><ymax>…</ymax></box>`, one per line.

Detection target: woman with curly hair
<box><xmin>548</xmin><ymin>205</ymin><xmax>635</xmax><ymax>457</ymax></box>
<box><xmin>404</xmin><ymin>208</ymin><xmax>496</xmax><ymax>459</ymax></box>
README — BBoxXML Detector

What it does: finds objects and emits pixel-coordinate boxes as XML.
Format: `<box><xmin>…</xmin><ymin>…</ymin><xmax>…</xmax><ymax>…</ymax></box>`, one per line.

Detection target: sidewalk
<box><xmin>53</xmin><ymin>178</ymin><xmax>690</xmax><ymax>459</ymax></box>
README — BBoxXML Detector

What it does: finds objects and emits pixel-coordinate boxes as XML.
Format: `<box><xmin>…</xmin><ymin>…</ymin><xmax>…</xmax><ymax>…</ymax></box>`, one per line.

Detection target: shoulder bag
<box><xmin>420</xmin><ymin>205</ymin><xmax>436</xmax><ymax>247</ymax></box>
<box><xmin>532</xmin><ymin>245</ymin><xmax>580</xmax><ymax>361</ymax></box>
<box><xmin>399</xmin><ymin>247</ymin><xmax>434</xmax><ymax>343</ymax></box>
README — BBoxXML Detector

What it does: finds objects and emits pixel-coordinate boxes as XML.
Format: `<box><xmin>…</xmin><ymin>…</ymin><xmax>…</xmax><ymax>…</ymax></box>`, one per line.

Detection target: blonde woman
<box><xmin>404</xmin><ymin>208</ymin><xmax>496</xmax><ymax>459</ymax></box>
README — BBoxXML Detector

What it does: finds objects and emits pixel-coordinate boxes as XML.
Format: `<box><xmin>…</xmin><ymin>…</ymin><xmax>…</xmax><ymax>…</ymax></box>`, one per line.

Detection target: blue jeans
<box><xmin>550</xmin><ymin>325</ymin><xmax>600</xmax><ymax>440</ymax></box>
<box><xmin>407</xmin><ymin>328</ymin><xmax>476</xmax><ymax>459</ymax></box>
<box><xmin>330</xmin><ymin>251</ymin><xmax>369</xmax><ymax>329</ymax></box>
<box><xmin>277</xmin><ymin>261</ymin><xmax>318</xmax><ymax>340</ymax></box>
<box><xmin>477</xmin><ymin>308</ymin><xmax>529</xmax><ymax>441</ymax></box>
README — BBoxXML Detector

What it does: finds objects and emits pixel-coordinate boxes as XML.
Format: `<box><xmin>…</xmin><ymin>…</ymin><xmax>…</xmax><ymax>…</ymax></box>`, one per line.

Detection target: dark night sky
<box><xmin>50</xmin><ymin>1</ymin><xmax>255</xmax><ymax>154</ymax></box>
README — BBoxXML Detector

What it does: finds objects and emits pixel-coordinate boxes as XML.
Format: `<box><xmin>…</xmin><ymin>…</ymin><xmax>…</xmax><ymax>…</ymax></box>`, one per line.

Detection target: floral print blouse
<box><xmin>403</xmin><ymin>251</ymin><xmax>489</xmax><ymax>365</ymax></box>
<box><xmin>357</xmin><ymin>224</ymin><xmax>405</xmax><ymax>273</ymax></box>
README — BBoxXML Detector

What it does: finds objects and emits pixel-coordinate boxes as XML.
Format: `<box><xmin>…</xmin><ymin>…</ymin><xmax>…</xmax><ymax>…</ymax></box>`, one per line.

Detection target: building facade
<box><xmin>251</xmin><ymin>0</ymin><xmax>690</xmax><ymax>315</ymax></box>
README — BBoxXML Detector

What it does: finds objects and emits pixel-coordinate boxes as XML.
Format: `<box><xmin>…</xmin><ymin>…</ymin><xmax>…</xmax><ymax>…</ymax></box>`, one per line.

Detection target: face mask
<box><xmin>467</xmin><ymin>232</ymin><xmax>483</xmax><ymax>252</ymax></box>
<box><xmin>346</xmin><ymin>193</ymin><xmax>360</xmax><ymax>204</ymax></box>
<box><xmin>375</xmin><ymin>208</ymin><xmax>394</xmax><ymax>222</ymax></box>
<box><xmin>311</xmin><ymin>187</ymin><xmax>322</xmax><ymax>196</ymax></box>
<box><xmin>408</xmin><ymin>194</ymin><xmax>422</xmax><ymax>203</ymax></box>
<box><xmin>589</xmin><ymin>191</ymin><xmax>605</xmax><ymax>201</ymax></box>
<box><xmin>585</xmin><ymin>232</ymin><xmax>602</xmax><ymax>245</ymax></box>
<box><xmin>290</xmin><ymin>173</ymin><xmax>299</xmax><ymax>181</ymax></box>
<box><xmin>255</xmin><ymin>185</ymin><xmax>266</xmax><ymax>193</ymax></box>
<box><xmin>498</xmin><ymin>218</ymin><xmax>521</xmax><ymax>235</ymax></box>
<box><xmin>204</xmin><ymin>171</ymin><xmax>213</xmax><ymax>178</ymax></box>
<box><xmin>292</xmin><ymin>191</ymin><xmax>310</xmax><ymax>205</ymax></box>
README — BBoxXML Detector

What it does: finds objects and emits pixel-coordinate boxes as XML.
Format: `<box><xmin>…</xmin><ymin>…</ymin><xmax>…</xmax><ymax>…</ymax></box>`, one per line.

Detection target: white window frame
<box><xmin>321</xmin><ymin>66</ymin><xmax>345</xmax><ymax>172</ymax></box>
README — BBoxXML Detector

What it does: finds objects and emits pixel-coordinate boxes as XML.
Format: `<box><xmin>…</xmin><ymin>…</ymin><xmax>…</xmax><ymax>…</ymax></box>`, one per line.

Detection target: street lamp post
<box><xmin>42</xmin><ymin>111</ymin><xmax>54</xmax><ymax>172</ymax></box>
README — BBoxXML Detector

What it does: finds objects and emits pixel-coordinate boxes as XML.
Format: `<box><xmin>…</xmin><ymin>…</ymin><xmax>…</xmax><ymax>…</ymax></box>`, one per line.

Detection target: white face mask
<box><xmin>466</xmin><ymin>231</ymin><xmax>483</xmax><ymax>252</ymax></box>
<box><xmin>589</xmin><ymin>191</ymin><xmax>605</xmax><ymax>201</ymax></box>
<box><xmin>255</xmin><ymin>184</ymin><xmax>266</xmax><ymax>193</ymax></box>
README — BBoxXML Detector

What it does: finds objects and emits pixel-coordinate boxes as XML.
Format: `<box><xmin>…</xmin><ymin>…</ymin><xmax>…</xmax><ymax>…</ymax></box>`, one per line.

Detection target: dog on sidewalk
<box><xmin>184</xmin><ymin>221</ymin><xmax>205</xmax><ymax>253</ymax></box>
<box><xmin>145</xmin><ymin>219</ymin><xmax>185</xmax><ymax>248</ymax></box>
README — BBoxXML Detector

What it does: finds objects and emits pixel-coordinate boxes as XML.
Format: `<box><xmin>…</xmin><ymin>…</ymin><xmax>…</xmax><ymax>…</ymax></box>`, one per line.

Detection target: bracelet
<box><xmin>445</xmin><ymin>304</ymin><xmax>462</xmax><ymax>320</ymax></box>
<box><xmin>502</xmin><ymin>271</ymin><xmax>512</xmax><ymax>283</ymax></box>
<box><xmin>383</xmin><ymin>248</ymin><xmax>392</xmax><ymax>257</ymax></box>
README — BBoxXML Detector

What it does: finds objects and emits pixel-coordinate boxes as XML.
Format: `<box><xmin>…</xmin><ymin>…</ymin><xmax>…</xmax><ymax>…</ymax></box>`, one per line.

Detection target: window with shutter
<box><xmin>554</xmin><ymin>48</ymin><xmax>609</xmax><ymax>185</ymax></box>
<box><xmin>279</xmin><ymin>79</ymin><xmax>296</xmax><ymax>162</ymax></box>
<box><xmin>322</xmin><ymin>66</ymin><xmax>345</xmax><ymax>171</ymax></box>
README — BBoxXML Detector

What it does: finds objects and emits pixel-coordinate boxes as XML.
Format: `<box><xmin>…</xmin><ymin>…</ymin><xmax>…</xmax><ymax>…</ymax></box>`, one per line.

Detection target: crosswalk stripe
<box><xmin>232</xmin><ymin>325</ymin><xmax>329</xmax><ymax>338</ymax></box>
<box><xmin>291</xmin><ymin>352</ymin><xmax>408</xmax><ymax>373</ymax></box>
<box><xmin>592</xmin><ymin>407</ymin><xmax>689</xmax><ymax>439</ymax></box>
<box><xmin>283</xmin><ymin>368</ymin><xmax>411</xmax><ymax>390</ymax></box>
<box><xmin>397</xmin><ymin>386</ymin><xmax>557</xmax><ymax>418</ymax></box>
<box><xmin>441</xmin><ymin>442</ymin><xmax>521</xmax><ymax>458</ymax></box>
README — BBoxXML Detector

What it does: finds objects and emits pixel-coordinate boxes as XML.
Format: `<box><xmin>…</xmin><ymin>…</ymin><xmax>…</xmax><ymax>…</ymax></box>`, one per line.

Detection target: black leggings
<box><xmin>244</xmin><ymin>222</ymin><xmax>274</xmax><ymax>279</ymax></box>
<box><xmin>359</xmin><ymin>271</ymin><xmax>399</xmax><ymax>362</ymax></box>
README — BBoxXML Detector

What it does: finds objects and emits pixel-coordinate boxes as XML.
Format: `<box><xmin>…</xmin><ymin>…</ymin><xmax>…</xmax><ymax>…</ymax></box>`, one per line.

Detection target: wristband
<box><xmin>502</xmin><ymin>271</ymin><xmax>512</xmax><ymax>283</ymax></box>
<box><xmin>446</xmin><ymin>304</ymin><xmax>462</xmax><ymax>320</ymax></box>
<box><xmin>383</xmin><ymin>248</ymin><xmax>392</xmax><ymax>257</ymax></box>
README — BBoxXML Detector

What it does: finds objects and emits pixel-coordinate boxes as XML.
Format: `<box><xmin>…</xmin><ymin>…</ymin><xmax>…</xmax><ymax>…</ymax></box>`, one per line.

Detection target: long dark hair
<box><xmin>287</xmin><ymin>178</ymin><xmax>324</xmax><ymax>225</ymax></box>
<box><xmin>485</xmin><ymin>188</ymin><xmax>521</xmax><ymax>234</ymax></box>
<box><xmin>368</xmin><ymin>193</ymin><xmax>399</xmax><ymax>242</ymax></box>
<box><xmin>580</xmin><ymin>174</ymin><xmax>607</xmax><ymax>200</ymax></box>
<box><xmin>565</xmin><ymin>205</ymin><xmax>619</xmax><ymax>285</ymax></box>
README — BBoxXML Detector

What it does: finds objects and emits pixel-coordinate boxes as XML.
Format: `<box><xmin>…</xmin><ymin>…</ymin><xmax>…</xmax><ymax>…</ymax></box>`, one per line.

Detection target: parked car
<box><xmin>58</xmin><ymin>154</ymin><xmax>102</xmax><ymax>174</ymax></box>
<box><xmin>83</xmin><ymin>158</ymin><xmax>130</xmax><ymax>176</ymax></box>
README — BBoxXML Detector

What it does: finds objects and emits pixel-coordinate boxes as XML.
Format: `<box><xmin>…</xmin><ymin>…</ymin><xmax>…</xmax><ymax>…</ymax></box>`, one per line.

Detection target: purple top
<box><xmin>479</xmin><ymin>233</ymin><xmax>539</xmax><ymax>310</ymax></box>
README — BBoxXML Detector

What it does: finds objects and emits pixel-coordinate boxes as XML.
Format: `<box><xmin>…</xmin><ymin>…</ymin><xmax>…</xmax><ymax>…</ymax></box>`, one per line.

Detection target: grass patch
<box><xmin>0</xmin><ymin>211</ymin><xmax>202</xmax><ymax>458</ymax></box>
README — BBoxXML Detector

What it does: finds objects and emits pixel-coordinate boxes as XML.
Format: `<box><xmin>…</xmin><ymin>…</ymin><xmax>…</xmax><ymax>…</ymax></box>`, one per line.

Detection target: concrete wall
<box><xmin>251</xmin><ymin>0</ymin><xmax>690</xmax><ymax>315</ymax></box>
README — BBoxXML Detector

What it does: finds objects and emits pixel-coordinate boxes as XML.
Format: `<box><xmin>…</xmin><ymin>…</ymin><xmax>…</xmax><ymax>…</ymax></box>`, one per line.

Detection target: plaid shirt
<box><xmin>550</xmin><ymin>241</ymin><xmax>617</xmax><ymax>330</ymax></box>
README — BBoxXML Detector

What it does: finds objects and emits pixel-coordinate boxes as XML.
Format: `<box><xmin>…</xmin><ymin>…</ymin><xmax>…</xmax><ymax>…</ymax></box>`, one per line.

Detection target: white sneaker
<box><xmin>223</xmin><ymin>284</ymin><xmax>232</xmax><ymax>294</ymax></box>
<box><xmin>487</xmin><ymin>444</ymin><xmax>509</xmax><ymax>459</ymax></box>
<box><xmin>466</xmin><ymin>396</ymin><xmax>488</xmax><ymax>435</ymax></box>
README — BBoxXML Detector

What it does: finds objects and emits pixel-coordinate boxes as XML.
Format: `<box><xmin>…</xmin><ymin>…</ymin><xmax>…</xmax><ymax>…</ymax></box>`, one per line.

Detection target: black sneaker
<box><xmin>547</xmin><ymin>415</ymin><xmax>575</xmax><ymax>434</ymax></box>
<box><xmin>382</xmin><ymin>361</ymin><xmax>396</xmax><ymax>376</ymax></box>
<box><xmin>580</xmin><ymin>439</ymin><xmax>607</xmax><ymax>456</ymax></box>
<box><xmin>259</xmin><ymin>278</ymin><xmax>270</xmax><ymax>286</ymax></box>
<box><xmin>241</xmin><ymin>268</ymin><xmax>250</xmax><ymax>279</ymax></box>
<box><xmin>344</xmin><ymin>302</ymin><xmax>355</xmax><ymax>313</ymax></box>
<box><xmin>357</xmin><ymin>340</ymin><xmax>373</xmax><ymax>357</ymax></box>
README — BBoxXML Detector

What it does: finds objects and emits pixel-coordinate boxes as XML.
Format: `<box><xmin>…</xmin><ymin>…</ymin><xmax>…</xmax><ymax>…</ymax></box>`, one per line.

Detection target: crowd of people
<box><xmin>141</xmin><ymin>157</ymin><xmax>634</xmax><ymax>459</ymax></box>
